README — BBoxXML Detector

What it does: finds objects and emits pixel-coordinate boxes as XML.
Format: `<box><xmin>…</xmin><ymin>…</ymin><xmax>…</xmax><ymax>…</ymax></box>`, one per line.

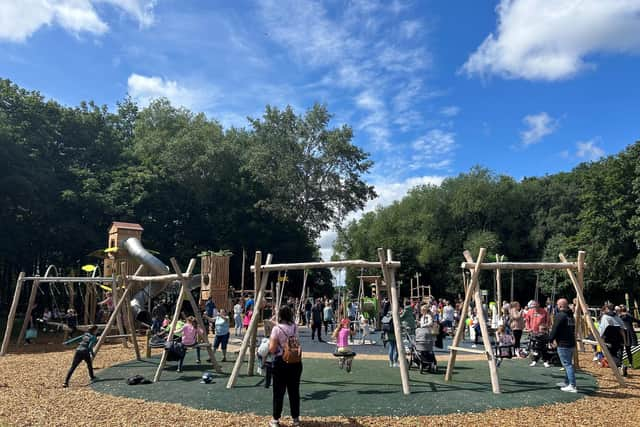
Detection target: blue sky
<box><xmin>2</xmin><ymin>0</ymin><xmax>640</xmax><ymax>259</ymax></box>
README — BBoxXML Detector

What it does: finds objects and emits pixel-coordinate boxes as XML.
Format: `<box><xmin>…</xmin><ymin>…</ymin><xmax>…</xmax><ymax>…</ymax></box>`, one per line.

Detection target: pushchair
<box><xmin>408</xmin><ymin>327</ymin><xmax>437</xmax><ymax>374</ymax></box>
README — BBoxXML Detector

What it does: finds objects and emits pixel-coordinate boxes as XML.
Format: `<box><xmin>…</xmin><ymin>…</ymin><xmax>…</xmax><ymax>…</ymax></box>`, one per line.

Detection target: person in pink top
<box><xmin>332</xmin><ymin>318</ymin><xmax>356</xmax><ymax>372</ymax></box>
<box><xmin>177</xmin><ymin>316</ymin><xmax>204</xmax><ymax>371</ymax></box>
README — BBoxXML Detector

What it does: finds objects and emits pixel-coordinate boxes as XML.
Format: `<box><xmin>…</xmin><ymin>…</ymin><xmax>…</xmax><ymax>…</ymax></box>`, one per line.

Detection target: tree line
<box><xmin>335</xmin><ymin>147</ymin><xmax>640</xmax><ymax>305</ymax></box>
<box><xmin>0</xmin><ymin>79</ymin><xmax>375</xmax><ymax>311</ymax></box>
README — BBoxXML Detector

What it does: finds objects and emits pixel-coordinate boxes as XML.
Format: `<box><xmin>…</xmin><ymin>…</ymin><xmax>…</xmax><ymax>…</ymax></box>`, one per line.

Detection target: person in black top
<box><xmin>304</xmin><ymin>300</ymin><xmax>312</xmax><ymax>326</ymax></box>
<box><xmin>619</xmin><ymin>306</ymin><xmax>639</xmax><ymax>366</ymax></box>
<box><xmin>549</xmin><ymin>298</ymin><xmax>577</xmax><ymax>392</ymax></box>
<box><xmin>310</xmin><ymin>300</ymin><xmax>323</xmax><ymax>342</ymax></box>
<box><xmin>63</xmin><ymin>325</ymin><xmax>98</xmax><ymax>387</ymax></box>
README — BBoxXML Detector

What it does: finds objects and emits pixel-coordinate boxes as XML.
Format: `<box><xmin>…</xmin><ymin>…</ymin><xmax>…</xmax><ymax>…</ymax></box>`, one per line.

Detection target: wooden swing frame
<box><xmin>445</xmin><ymin>248</ymin><xmax>625</xmax><ymax>394</ymax></box>
<box><xmin>226</xmin><ymin>249</ymin><xmax>411</xmax><ymax>395</ymax></box>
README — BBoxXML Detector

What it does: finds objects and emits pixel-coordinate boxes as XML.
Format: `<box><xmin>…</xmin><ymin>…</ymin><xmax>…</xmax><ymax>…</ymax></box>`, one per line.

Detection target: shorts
<box><xmin>213</xmin><ymin>333</ymin><xmax>230</xmax><ymax>350</ymax></box>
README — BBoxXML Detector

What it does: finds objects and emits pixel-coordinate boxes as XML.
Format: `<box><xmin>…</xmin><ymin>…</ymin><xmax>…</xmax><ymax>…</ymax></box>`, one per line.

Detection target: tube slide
<box><xmin>121</xmin><ymin>237</ymin><xmax>170</xmax><ymax>324</ymax></box>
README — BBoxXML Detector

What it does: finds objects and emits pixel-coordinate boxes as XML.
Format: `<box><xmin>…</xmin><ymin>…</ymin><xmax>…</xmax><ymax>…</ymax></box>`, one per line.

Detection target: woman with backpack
<box><xmin>268</xmin><ymin>305</ymin><xmax>302</xmax><ymax>427</ymax></box>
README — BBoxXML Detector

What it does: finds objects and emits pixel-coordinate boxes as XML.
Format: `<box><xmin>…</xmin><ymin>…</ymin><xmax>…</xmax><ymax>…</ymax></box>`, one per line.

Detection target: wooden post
<box><xmin>112</xmin><ymin>266</ymin><xmax>128</xmax><ymax>348</ymax></box>
<box><xmin>445</xmin><ymin>249</ymin><xmax>486</xmax><ymax>382</ymax></box>
<box><xmin>123</xmin><ymin>278</ymin><xmax>141</xmax><ymax>361</ymax></box>
<box><xmin>172</xmin><ymin>258</ymin><xmax>222</xmax><ymax>374</ymax></box>
<box><xmin>17</xmin><ymin>279</ymin><xmax>40</xmax><ymax>346</ymax></box>
<box><xmin>510</xmin><ymin>270</ymin><xmax>514</xmax><ymax>302</ymax></box>
<box><xmin>92</xmin><ymin>279</ymin><xmax>136</xmax><ymax>359</ymax></box>
<box><xmin>496</xmin><ymin>254</ymin><xmax>502</xmax><ymax>308</ymax></box>
<box><xmin>227</xmin><ymin>252</ymin><xmax>272</xmax><ymax>388</ymax></box>
<box><xmin>295</xmin><ymin>270</ymin><xmax>308</xmax><ymax>325</ymax></box>
<box><xmin>240</xmin><ymin>248</ymin><xmax>246</xmax><ymax>296</ymax></box>
<box><xmin>275</xmin><ymin>281</ymin><xmax>281</xmax><ymax>323</ymax></box>
<box><xmin>153</xmin><ymin>282</ymin><xmax>186</xmax><ymax>382</ymax></box>
<box><xmin>469</xmin><ymin>254</ymin><xmax>501</xmax><ymax>394</ymax></box>
<box><xmin>248</xmin><ymin>255</ymin><xmax>273</xmax><ymax>376</ymax></box>
<box><xmin>378</xmin><ymin>248</ymin><xmax>410</xmax><ymax>395</ymax></box>
<box><xmin>1</xmin><ymin>273</ymin><xmax>25</xmax><ymax>356</ymax></box>
<box><xmin>575</xmin><ymin>255</ymin><xmax>585</xmax><ymax>353</ymax></box>
<box><xmin>145</xmin><ymin>329</ymin><xmax>152</xmax><ymax>358</ymax></box>
<box><xmin>560</xmin><ymin>252</ymin><xmax>625</xmax><ymax>386</ymax></box>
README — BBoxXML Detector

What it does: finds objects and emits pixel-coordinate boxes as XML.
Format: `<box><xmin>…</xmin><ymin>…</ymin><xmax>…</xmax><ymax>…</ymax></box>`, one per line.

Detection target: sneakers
<box><xmin>560</xmin><ymin>384</ymin><xmax>577</xmax><ymax>393</ymax></box>
<box><xmin>62</xmin><ymin>383</ymin><xmax>68</xmax><ymax>388</ymax></box>
<box><xmin>268</xmin><ymin>420</ymin><xmax>280</xmax><ymax>427</ymax></box>
<box><xmin>543</xmin><ymin>362</ymin><xmax>551</xmax><ymax>368</ymax></box>
<box><xmin>471</xmin><ymin>344</ymin><xmax>477</xmax><ymax>348</ymax></box>
<box><xmin>292</xmin><ymin>418</ymin><xmax>301</xmax><ymax>427</ymax></box>
<box><xmin>389</xmin><ymin>361</ymin><xmax>394</xmax><ymax>367</ymax></box>
<box><xmin>496</xmin><ymin>359</ymin><xmax>502</xmax><ymax>368</ymax></box>
<box><xmin>556</xmin><ymin>382</ymin><xmax>568</xmax><ymax>387</ymax></box>
<box><xmin>196</xmin><ymin>360</ymin><xmax>201</xmax><ymax>364</ymax></box>
<box><xmin>529</xmin><ymin>361</ymin><xmax>537</xmax><ymax>367</ymax></box>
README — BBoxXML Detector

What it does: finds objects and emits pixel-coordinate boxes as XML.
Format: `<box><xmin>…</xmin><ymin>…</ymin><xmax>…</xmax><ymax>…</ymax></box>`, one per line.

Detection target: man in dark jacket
<box><xmin>549</xmin><ymin>298</ymin><xmax>577</xmax><ymax>393</ymax></box>
<box><xmin>311</xmin><ymin>299</ymin><xmax>324</xmax><ymax>342</ymax></box>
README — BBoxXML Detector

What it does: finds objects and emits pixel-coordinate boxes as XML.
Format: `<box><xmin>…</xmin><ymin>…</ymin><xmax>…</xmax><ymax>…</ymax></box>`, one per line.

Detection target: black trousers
<box><xmin>272</xmin><ymin>358</ymin><xmax>303</xmax><ymax>420</ymax></box>
<box><xmin>513</xmin><ymin>329</ymin><xmax>523</xmax><ymax>348</ymax></box>
<box><xmin>64</xmin><ymin>349</ymin><xmax>94</xmax><ymax>385</ymax></box>
<box><xmin>311</xmin><ymin>323</ymin><xmax>322</xmax><ymax>341</ymax></box>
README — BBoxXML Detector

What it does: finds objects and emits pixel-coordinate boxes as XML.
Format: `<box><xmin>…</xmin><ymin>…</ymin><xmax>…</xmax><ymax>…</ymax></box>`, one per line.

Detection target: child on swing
<box><xmin>333</xmin><ymin>318</ymin><xmax>356</xmax><ymax>371</ymax></box>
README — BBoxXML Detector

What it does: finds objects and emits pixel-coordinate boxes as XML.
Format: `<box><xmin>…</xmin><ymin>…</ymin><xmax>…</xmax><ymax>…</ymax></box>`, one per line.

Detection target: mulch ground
<box><xmin>0</xmin><ymin>340</ymin><xmax>638</xmax><ymax>427</ymax></box>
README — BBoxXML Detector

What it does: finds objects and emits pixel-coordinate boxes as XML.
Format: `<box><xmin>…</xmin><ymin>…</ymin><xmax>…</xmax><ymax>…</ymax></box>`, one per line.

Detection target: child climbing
<box><xmin>63</xmin><ymin>325</ymin><xmax>98</xmax><ymax>387</ymax></box>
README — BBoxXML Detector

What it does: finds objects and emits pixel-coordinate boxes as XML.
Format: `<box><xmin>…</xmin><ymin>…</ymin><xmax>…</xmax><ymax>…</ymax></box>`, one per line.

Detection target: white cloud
<box><xmin>0</xmin><ymin>0</ymin><xmax>156</xmax><ymax>42</ymax></box>
<box><xmin>576</xmin><ymin>138</ymin><xmax>605</xmax><ymax>161</ymax></box>
<box><xmin>317</xmin><ymin>175</ymin><xmax>446</xmax><ymax>260</ymax></box>
<box><xmin>462</xmin><ymin>0</ymin><xmax>640</xmax><ymax>80</ymax></box>
<box><xmin>520</xmin><ymin>112</ymin><xmax>558</xmax><ymax>146</ymax></box>
<box><xmin>98</xmin><ymin>0</ymin><xmax>156</xmax><ymax>28</ymax></box>
<box><xmin>411</xmin><ymin>129</ymin><xmax>456</xmax><ymax>169</ymax></box>
<box><xmin>399</xmin><ymin>20</ymin><xmax>421</xmax><ymax>39</ymax></box>
<box><xmin>440</xmin><ymin>106</ymin><xmax>460</xmax><ymax>117</ymax></box>
<box><xmin>127</xmin><ymin>73</ymin><xmax>217</xmax><ymax>111</ymax></box>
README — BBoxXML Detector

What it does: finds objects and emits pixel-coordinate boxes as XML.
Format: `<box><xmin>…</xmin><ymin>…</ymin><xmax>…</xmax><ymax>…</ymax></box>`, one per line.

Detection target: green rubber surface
<box><xmin>91</xmin><ymin>354</ymin><xmax>596</xmax><ymax>416</ymax></box>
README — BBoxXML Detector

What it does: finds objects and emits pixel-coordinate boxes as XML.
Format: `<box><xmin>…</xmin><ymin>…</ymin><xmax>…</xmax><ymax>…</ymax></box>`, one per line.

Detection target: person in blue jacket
<box><xmin>63</xmin><ymin>324</ymin><xmax>98</xmax><ymax>387</ymax></box>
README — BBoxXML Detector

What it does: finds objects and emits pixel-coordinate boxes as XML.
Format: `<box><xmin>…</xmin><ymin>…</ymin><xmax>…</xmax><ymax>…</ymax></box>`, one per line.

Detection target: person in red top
<box><xmin>524</xmin><ymin>300</ymin><xmax>549</xmax><ymax>333</ymax></box>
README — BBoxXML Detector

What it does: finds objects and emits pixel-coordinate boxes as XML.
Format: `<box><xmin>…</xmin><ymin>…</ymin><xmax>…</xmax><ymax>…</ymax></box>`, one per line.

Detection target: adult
<box><xmin>509</xmin><ymin>301</ymin><xmax>525</xmax><ymax>348</ymax></box>
<box><xmin>304</xmin><ymin>299</ymin><xmax>312</xmax><ymax>327</ymax></box>
<box><xmin>245</xmin><ymin>294</ymin><xmax>255</xmax><ymax>312</ymax></box>
<box><xmin>548</xmin><ymin>298</ymin><xmax>577</xmax><ymax>393</ymax></box>
<box><xmin>619</xmin><ymin>306</ymin><xmax>639</xmax><ymax>366</ymax></box>
<box><xmin>151</xmin><ymin>302</ymin><xmax>166</xmax><ymax>335</ymax></box>
<box><xmin>381</xmin><ymin>297</ymin><xmax>391</xmax><ymax>318</ymax></box>
<box><xmin>212</xmin><ymin>309</ymin><xmax>230</xmax><ymax>362</ymax></box>
<box><xmin>347</xmin><ymin>302</ymin><xmax>357</xmax><ymax>331</ymax></box>
<box><xmin>269</xmin><ymin>305</ymin><xmax>302</xmax><ymax>427</ymax></box>
<box><xmin>400</xmin><ymin>301</ymin><xmax>416</xmax><ymax>335</ymax></box>
<box><xmin>310</xmin><ymin>300</ymin><xmax>324</xmax><ymax>342</ymax></box>
<box><xmin>205</xmin><ymin>297</ymin><xmax>217</xmax><ymax>333</ymax></box>
<box><xmin>322</xmin><ymin>301</ymin><xmax>334</xmax><ymax>335</ymax></box>
<box><xmin>442</xmin><ymin>300</ymin><xmax>455</xmax><ymax>329</ymax></box>
<box><xmin>524</xmin><ymin>300</ymin><xmax>549</xmax><ymax>334</ymax></box>
<box><xmin>233</xmin><ymin>299</ymin><xmax>243</xmax><ymax>336</ymax></box>
<box><xmin>598</xmin><ymin>303</ymin><xmax>627</xmax><ymax>374</ymax></box>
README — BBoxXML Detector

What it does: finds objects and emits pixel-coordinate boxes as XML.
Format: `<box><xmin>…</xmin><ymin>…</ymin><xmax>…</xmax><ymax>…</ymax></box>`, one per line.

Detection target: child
<box><xmin>333</xmin><ymin>318</ymin><xmax>356</xmax><ymax>371</ymax></box>
<box><xmin>359</xmin><ymin>314</ymin><xmax>371</xmax><ymax>344</ymax></box>
<box><xmin>243</xmin><ymin>309</ymin><xmax>253</xmax><ymax>332</ymax></box>
<box><xmin>529</xmin><ymin>324</ymin><xmax>552</xmax><ymax>368</ymax></box>
<box><xmin>256</xmin><ymin>337</ymin><xmax>274</xmax><ymax>388</ymax></box>
<box><xmin>210</xmin><ymin>309</ymin><xmax>230</xmax><ymax>362</ymax></box>
<box><xmin>63</xmin><ymin>325</ymin><xmax>98</xmax><ymax>387</ymax></box>
<box><xmin>177</xmin><ymin>316</ymin><xmax>204</xmax><ymax>371</ymax></box>
<box><xmin>65</xmin><ymin>308</ymin><xmax>78</xmax><ymax>337</ymax></box>
<box><xmin>495</xmin><ymin>325</ymin><xmax>515</xmax><ymax>366</ymax></box>
<box><xmin>39</xmin><ymin>307</ymin><xmax>52</xmax><ymax>332</ymax></box>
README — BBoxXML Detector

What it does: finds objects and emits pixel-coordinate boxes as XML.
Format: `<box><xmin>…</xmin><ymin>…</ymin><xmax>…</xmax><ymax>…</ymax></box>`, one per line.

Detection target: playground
<box><xmin>0</xmin><ymin>224</ymin><xmax>638</xmax><ymax>426</ymax></box>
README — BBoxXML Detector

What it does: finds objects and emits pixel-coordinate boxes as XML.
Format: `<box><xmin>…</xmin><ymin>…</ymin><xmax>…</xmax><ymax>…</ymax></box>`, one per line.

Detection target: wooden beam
<box><xmin>123</xmin><ymin>279</ymin><xmax>141</xmax><ymax>360</ymax></box>
<box><xmin>445</xmin><ymin>249</ymin><xmax>486</xmax><ymax>382</ymax></box>
<box><xmin>252</xmin><ymin>260</ymin><xmax>400</xmax><ymax>272</ymax></box>
<box><xmin>461</xmin><ymin>262</ymin><xmax>580</xmax><ymax>271</ymax></box>
<box><xmin>1</xmin><ymin>273</ymin><xmax>25</xmax><ymax>356</ymax></box>
<box><xmin>378</xmin><ymin>248</ymin><xmax>410</xmax><ymax>395</ymax></box>
<box><xmin>227</xmin><ymin>252</ymin><xmax>273</xmax><ymax>389</ymax></box>
<box><xmin>172</xmin><ymin>258</ymin><xmax>222</xmax><ymax>374</ymax></box>
<box><xmin>17</xmin><ymin>279</ymin><xmax>40</xmax><ymax>346</ymax></box>
<box><xmin>21</xmin><ymin>276</ymin><xmax>114</xmax><ymax>283</ymax></box>
<box><xmin>448</xmin><ymin>346</ymin><xmax>489</xmax><ymax>355</ymax></box>
<box><xmin>248</xmin><ymin>255</ymin><xmax>273</xmax><ymax>376</ymax></box>
<box><xmin>92</xmin><ymin>280</ymin><xmax>135</xmax><ymax>359</ymax></box>
<box><xmin>559</xmin><ymin>252</ymin><xmax>625</xmax><ymax>386</ymax></box>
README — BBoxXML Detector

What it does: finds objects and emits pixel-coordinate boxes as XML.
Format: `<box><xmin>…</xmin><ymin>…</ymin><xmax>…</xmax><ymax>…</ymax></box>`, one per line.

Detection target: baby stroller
<box><xmin>409</xmin><ymin>327</ymin><xmax>437</xmax><ymax>374</ymax></box>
